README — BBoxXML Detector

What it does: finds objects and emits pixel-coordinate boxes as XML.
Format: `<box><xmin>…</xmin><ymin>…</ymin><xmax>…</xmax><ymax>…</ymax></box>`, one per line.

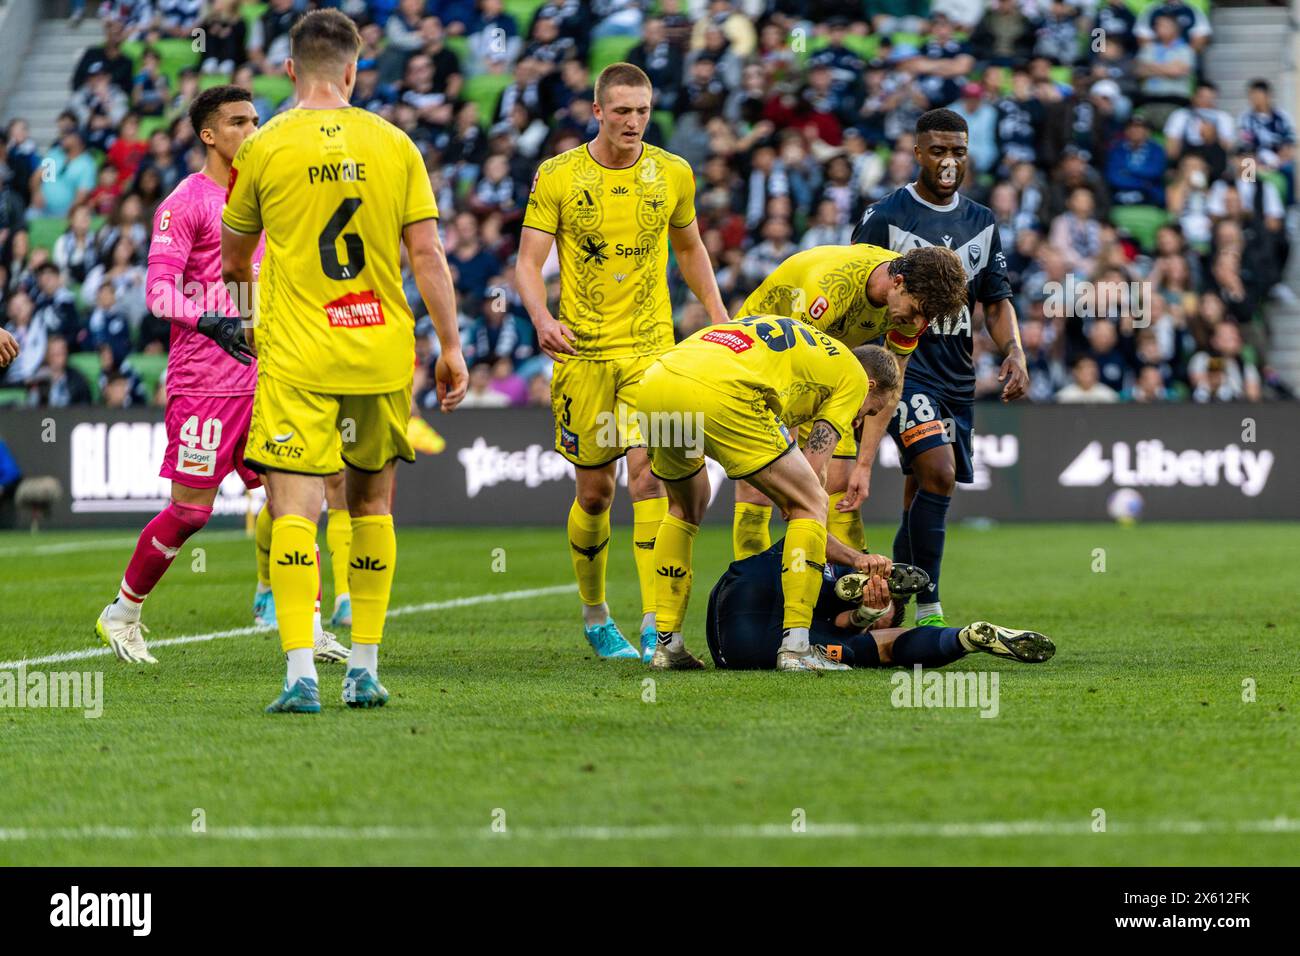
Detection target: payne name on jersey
<box><xmin>308</xmin><ymin>160</ymin><xmax>366</xmax><ymax>184</ymax></box>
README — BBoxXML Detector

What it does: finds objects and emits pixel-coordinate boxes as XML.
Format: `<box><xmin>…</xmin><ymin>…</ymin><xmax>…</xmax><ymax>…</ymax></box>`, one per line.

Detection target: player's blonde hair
<box><xmin>852</xmin><ymin>344</ymin><xmax>903</xmax><ymax>396</ymax></box>
<box><xmin>892</xmin><ymin>246</ymin><xmax>969</xmax><ymax>324</ymax></box>
<box><xmin>594</xmin><ymin>62</ymin><xmax>652</xmax><ymax>106</ymax></box>
<box><xmin>289</xmin><ymin>8</ymin><xmax>362</xmax><ymax>76</ymax></box>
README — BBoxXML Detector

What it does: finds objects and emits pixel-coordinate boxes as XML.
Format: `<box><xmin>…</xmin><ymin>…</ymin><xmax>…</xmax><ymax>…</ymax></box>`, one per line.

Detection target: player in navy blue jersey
<box><xmin>846</xmin><ymin>108</ymin><xmax>1030</xmax><ymax>628</ymax></box>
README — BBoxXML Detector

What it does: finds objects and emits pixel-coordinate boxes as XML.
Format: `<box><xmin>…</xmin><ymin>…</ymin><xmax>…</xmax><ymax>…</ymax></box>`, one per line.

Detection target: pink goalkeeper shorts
<box><xmin>160</xmin><ymin>392</ymin><xmax>261</xmax><ymax>490</ymax></box>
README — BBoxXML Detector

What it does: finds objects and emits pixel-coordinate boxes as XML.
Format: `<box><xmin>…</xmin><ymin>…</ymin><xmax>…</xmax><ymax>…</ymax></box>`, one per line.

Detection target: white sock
<box><xmin>641</xmin><ymin>611</ymin><xmax>655</xmax><ymax>633</ymax></box>
<box><xmin>313</xmin><ymin>610</ymin><xmax>323</xmax><ymax>639</ymax></box>
<box><xmin>286</xmin><ymin>647</ymin><xmax>317</xmax><ymax>685</ymax></box>
<box><xmin>656</xmin><ymin>630</ymin><xmax>683</xmax><ymax>651</ymax></box>
<box><xmin>916</xmin><ymin>602</ymin><xmax>943</xmax><ymax>620</ymax></box>
<box><xmin>781</xmin><ymin>627</ymin><xmax>810</xmax><ymax>652</ymax></box>
<box><xmin>255</xmin><ymin>581</ymin><xmax>272</xmax><ymax>596</ymax></box>
<box><xmin>582</xmin><ymin>602</ymin><xmax>609</xmax><ymax>627</ymax></box>
<box><xmin>108</xmin><ymin>589</ymin><xmax>142</xmax><ymax>623</ymax></box>
<box><xmin>348</xmin><ymin>642</ymin><xmax>378</xmax><ymax>677</ymax></box>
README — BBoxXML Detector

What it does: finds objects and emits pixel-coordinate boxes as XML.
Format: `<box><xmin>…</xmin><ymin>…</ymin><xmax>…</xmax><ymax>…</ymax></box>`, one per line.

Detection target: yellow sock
<box><xmin>733</xmin><ymin>502</ymin><xmax>772</xmax><ymax>559</ymax></box>
<box><xmin>826</xmin><ymin>492</ymin><xmax>867</xmax><ymax>552</ymax></box>
<box><xmin>631</xmin><ymin>496</ymin><xmax>667</xmax><ymax>617</ymax></box>
<box><xmin>254</xmin><ymin>503</ymin><xmax>273</xmax><ymax>587</ymax></box>
<box><xmin>326</xmin><ymin>508</ymin><xmax>352</xmax><ymax>602</ymax></box>
<box><xmin>349</xmin><ymin>514</ymin><xmax>396</xmax><ymax>644</ymax></box>
<box><xmin>652</xmin><ymin>513</ymin><xmax>698</xmax><ymax>634</ymax></box>
<box><xmin>782</xmin><ymin>518</ymin><xmax>827</xmax><ymax>632</ymax></box>
<box><xmin>269</xmin><ymin>514</ymin><xmax>318</xmax><ymax>652</ymax></box>
<box><xmin>567</xmin><ymin>499</ymin><xmax>610</xmax><ymax>607</ymax></box>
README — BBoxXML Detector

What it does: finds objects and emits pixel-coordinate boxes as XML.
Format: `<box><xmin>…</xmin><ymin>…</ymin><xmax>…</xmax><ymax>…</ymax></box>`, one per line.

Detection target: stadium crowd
<box><xmin>1</xmin><ymin>0</ymin><xmax>1296</xmax><ymax>412</ymax></box>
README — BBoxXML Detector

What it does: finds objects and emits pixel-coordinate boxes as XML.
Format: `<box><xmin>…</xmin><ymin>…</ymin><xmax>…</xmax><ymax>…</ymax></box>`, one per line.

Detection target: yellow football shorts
<box><xmin>550</xmin><ymin>353</ymin><xmax>659</xmax><ymax>468</ymax></box>
<box><xmin>637</xmin><ymin>360</ymin><xmax>795</xmax><ymax>481</ymax></box>
<box><xmin>245</xmin><ymin>374</ymin><xmax>414</xmax><ymax>475</ymax></box>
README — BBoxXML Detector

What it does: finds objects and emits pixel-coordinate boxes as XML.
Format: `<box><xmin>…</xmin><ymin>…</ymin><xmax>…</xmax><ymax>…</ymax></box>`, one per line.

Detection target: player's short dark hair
<box><xmin>852</xmin><ymin>343</ymin><xmax>902</xmax><ymax>396</ymax></box>
<box><xmin>916</xmin><ymin>108</ymin><xmax>968</xmax><ymax>138</ymax></box>
<box><xmin>594</xmin><ymin>62</ymin><xmax>652</xmax><ymax>105</ymax></box>
<box><xmin>1249</xmin><ymin>78</ymin><xmax>1271</xmax><ymax>93</ymax></box>
<box><xmin>891</xmin><ymin>246</ymin><xmax>969</xmax><ymax>325</ymax></box>
<box><xmin>188</xmin><ymin>85</ymin><xmax>253</xmax><ymax>139</ymax></box>
<box><xmin>290</xmin><ymin>8</ymin><xmax>362</xmax><ymax>75</ymax></box>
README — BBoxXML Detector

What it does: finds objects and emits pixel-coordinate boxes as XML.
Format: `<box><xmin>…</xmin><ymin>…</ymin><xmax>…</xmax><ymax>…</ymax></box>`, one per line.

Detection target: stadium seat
<box><xmin>1110</xmin><ymin>204</ymin><xmax>1170</xmax><ymax>252</ymax></box>
<box><xmin>463</xmin><ymin>72</ymin><xmax>511</xmax><ymax>127</ymax></box>
<box><xmin>124</xmin><ymin>353</ymin><xmax>168</xmax><ymax>398</ymax></box>
<box><xmin>652</xmin><ymin>109</ymin><xmax>674</xmax><ymax>142</ymax></box>
<box><xmin>27</xmin><ymin>216</ymin><xmax>67</xmax><ymax>253</ymax></box>
<box><xmin>68</xmin><ymin>351</ymin><xmax>102</xmax><ymax>403</ymax></box>
<box><xmin>155</xmin><ymin>38</ymin><xmax>200</xmax><ymax>85</ymax></box>
<box><xmin>503</xmin><ymin>0</ymin><xmax>545</xmax><ymax>33</ymax></box>
<box><xmin>588</xmin><ymin>35</ymin><xmax>640</xmax><ymax>77</ymax></box>
<box><xmin>0</xmin><ymin>387</ymin><xmax>26</xmax><ymax>408</ymax></box>
<box><xmin>252</xmin><ymin>73</ymin><xmax>295</xmax><ymax>108</ymax></box>
<box><xmin>240</xmin><ymin>2</ymin><xmax>267</xmax><ymax>36</ymax></box>
<box><xmin>444</xmin><ymin>35</ymin><xmax>470</xmax><ymax>68</ymax></box>
<box><xmin>1049</xmin><ymin>65</ymin><xmax>1072</xmax><ymax>88</ymax></box>
<box><xmin>199</xmin><ymin>73</ymin><xmax>233</xmax><ymax>91</ymax></box>
<box><xmin>137</xmin><ymin>115</ymin><xmax>172</xmax><ymax>140</ymax></box>
<box><xmin>889</xmin><ymin>31</ymin><xmax>924</xmax><ymax>52</ymax></box>
<box><xmin>120</xmin><ymin>39</ymin><xmax>145</xmax><ymax>69</ymax></box>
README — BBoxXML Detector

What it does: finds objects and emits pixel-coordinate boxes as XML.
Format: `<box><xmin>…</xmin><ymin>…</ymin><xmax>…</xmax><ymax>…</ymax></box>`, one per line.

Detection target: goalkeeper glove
<box><xmin>196</xmin><ymin>312</ymin><xmax>255</xmax><ymax>366</ymax></box>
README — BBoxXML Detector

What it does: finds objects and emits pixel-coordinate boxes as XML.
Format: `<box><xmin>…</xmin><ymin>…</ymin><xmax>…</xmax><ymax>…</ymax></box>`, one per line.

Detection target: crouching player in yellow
<box><xmin>222</xmin><ymin>9</ymin><xmax>468</xmax><ymax>713</ymax></box>
<box><xmin>638</xmin><ymin>315</ymin><xmax>901</xmax><ymax>672</ymax></box>
<box><xmin>731</xmin><ymin>244</ymin><xmax>969</xmax><ymax>560</ymax></box>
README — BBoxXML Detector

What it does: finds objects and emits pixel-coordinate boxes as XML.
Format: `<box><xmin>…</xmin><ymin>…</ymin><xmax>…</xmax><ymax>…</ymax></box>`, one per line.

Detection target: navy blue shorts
<box><xmin>886</xmin><ymin>379</ymin><xmax>975</xmax><ymax>484</ymax></box>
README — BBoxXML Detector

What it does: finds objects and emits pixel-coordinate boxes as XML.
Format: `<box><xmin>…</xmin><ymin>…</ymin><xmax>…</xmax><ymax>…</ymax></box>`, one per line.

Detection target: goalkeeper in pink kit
<box><xmin>95</xmin><ymin>85</ymin><xmax>348</xmax><ymax>664</ymax></box>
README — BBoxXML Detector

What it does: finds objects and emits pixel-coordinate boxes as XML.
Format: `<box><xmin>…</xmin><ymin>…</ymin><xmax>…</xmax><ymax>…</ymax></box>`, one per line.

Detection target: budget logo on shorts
<box><xmin>559</xmin><ymin>425</ymin><xmax>579</xmax><ymax>456</ymax></box>
<box><xmin>324</xmin><ymin>290</ymin><xmax>385</xmax><ymax>328</ymax></box>
<box><xmin>177</xmin><ymin>445</ymin><xmax>217</xmax><ymax>477</ymax></box>
<box><xmin>700</xmin><ymin>328</ymin><xmax>753</xmax><ymax>353</ymax></box>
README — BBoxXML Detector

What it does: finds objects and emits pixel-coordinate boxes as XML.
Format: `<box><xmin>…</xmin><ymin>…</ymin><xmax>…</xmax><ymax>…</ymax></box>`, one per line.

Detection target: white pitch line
<box><xmin>0</xmin><ymin>584</ymin><xmax>577</xmax><ymax>670</ymax></box>
<box><xmin>2</xmin><ymin>818</ymin><xmax>1300</xmax><ymax>843</ymax></box>
<box><xmin>0</xmin><ymin>530</ymin><xmax>251</xmax><ymax>559</ymax></box>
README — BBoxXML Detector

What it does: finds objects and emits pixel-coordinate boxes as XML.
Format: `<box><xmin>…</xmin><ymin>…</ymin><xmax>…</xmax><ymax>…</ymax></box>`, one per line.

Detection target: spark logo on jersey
<box><xmin>324</xmin><ymin>290</ymin><xmax>386</xmax><ymax>328</ymax></box>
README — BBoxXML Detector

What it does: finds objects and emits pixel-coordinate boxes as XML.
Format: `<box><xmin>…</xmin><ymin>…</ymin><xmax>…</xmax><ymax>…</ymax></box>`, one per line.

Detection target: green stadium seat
<box><xmin>155</xmin><ymin>37</ymin><xmax>200</xmax><ymax>85</ymax></box>
<box><xmin>1260</xmin><ymin>169</ymin><xmax>1288</xmax><ymax>205</ymax></box>
<box><xmin>842</xmin><ymin>33</ymin><xmax>881</xmax><ymax>61</ymax></box>
<box><xmin>444</xmin><ymin>35</ymin><xmax>470</xmax><ymax>68</ymax></box>
<box><xmin>137</xmin><ymin>115</ymin><xmax>172</xmax><ymax>140</ymax></box>
<box><xmin>0</xmin><ymin>387</ymin><xmax>26</xmax><ymax>408</ymax></box>
<box><xmin>125</xmin><ymin>353</ymin><xmax>168</xmax><ymax>398</ymax></box>
<box><xmin>503</xmin><ymin>0</ymin><xmax>546</xmax><ymax>33</ymax></box>
<box><xmin>241</xmin><ymin>2</ymin><xmax>267</xmax><ymax>36</ymax></box>
<box><xmin>1049</xmin><ymin>65</ymin><xmax>1072</xmax><ymax>88</ymax></box>
<box><xmin>252</xmin><ymin>73</ymin><xmax>295</xmax><ymax>108</ymax></box>
<box><xmin>68</xmin><ymin>352</ymin><xmax>102</xmax><ymax>403</ymax></box>
<box><xmin>120</xmin><ymin>39</ymin><xmax>145</xmax><ymax>69</ymax></box>
<box><xmin>27</xmin><ymin>216</ymin><xmax>67</xmax><ymax>253</ymax></box>
<box><xmin>652</xmin><ymin>109</ymin><xmax>674</xmax><ymax>142</ymax></box>
<box><xmin>889</xmin><ymin>31</ymin><xmax>924</xmax><ymax>52</ymax></box>
<box><xmin>199</xmin><ymin>72</ymin><xmax>233</xmax><ymax>91</ymax></box>
<box><xmin>588</xmin><ymin>35</ymin><xmax>640</xmax><ymax>77</ymax></box>
<box><xmin>463</xmin><ymin>72</ymin><xmax>512</xmax><ymax>126</ymax></box>
<box><xmin>1110</xmin><ymin>204</ymin><xmax>1170</xmax><ymax>252</ymax></box>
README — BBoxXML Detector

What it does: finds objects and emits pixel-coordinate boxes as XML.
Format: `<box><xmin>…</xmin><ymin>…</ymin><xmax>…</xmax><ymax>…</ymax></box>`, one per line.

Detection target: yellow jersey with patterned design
<box><xmin>522</xmin><ymin>143</ymin><xmax>696</xmax><ymax>361</ymax></box>
<box><xmin>656</xmin><ymin>315</ymin><xmax>869</xmax><ymax>443</ymax></box>
<box><xmin>738</xmin><ymin>243</ymin><xmax>927</xmax><ymax>357</ymax></box>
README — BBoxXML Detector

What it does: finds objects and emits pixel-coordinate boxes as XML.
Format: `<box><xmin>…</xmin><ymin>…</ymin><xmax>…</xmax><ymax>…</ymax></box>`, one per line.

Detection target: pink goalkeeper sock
<box><xmin>120</xmin><ymin>500</ymin><xmax>212</xmax><ymax>601</ymax></box>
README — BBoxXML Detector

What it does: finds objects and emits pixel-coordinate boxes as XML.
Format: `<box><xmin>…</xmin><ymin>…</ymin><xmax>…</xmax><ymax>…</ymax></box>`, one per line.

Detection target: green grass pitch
<box><xmin>0</xmin><ymin>521</ymin><xmax>1296</xmax><ymax>866</ymax></box>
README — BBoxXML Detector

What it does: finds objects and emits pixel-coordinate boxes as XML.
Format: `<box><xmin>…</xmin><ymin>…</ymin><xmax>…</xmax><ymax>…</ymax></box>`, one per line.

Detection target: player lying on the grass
<box><xmin>732</xmin><ymin>244</ymin><xmax>969</xmax><ymax>561</ymax></box>
<box><xmin>94</xmin><ymin>84</ymin><xmax>347</xmax><ymax>666</ymax></box>
<box><xmin>638</xmin><ymin>315</ymin><xmax>900</xmax><ymax>672</ymax></box>
<box><xmin>223</xmin><ymin>10</ymin><xmax>467</xmax><ymax>714</ymax></box>
<box><xmin>706</xmin><ymin>538</ymin><xmax>1056</xmax><ymax>671</ymax></box>
<box><xmin>252</xmin><ymin>469</ymin><xmax>353</xmax><ymax>630</ymax></box>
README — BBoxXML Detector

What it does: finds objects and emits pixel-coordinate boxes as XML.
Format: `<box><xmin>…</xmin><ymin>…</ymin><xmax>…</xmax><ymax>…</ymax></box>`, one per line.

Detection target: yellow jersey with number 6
<box><xmin>222</xmin><ymin>106</ymin><xmax>438</xmax><ymax>394</ymax></box>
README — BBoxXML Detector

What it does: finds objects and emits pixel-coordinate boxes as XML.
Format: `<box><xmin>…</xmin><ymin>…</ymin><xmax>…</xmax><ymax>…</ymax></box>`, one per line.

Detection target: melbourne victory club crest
<box><xmin>968</xmin><ymin>243</ymin><xmax>981</xmax><ymax>270</ymax></box>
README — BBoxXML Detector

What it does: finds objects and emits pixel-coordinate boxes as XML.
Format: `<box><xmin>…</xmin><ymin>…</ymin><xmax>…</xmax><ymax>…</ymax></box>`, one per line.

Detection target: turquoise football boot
<box><xmin>265</xmin><ymin>677</ymin><xmax>321</xmax><ymax>714</ymax></box>
<box><xmin>639</xmin><ymin>624</ymin><xmax>657</xmax><ymax>663</ymax></box>
<box><xmin>343</xmin><ymin>668</ymin><xmax>389</xmax><ymax>708</ymax></box>
<box><xmin>330</xmin><ymin>594</ymin><xmax>352</xmax><ymax>628</ymax></box>
<box><xmin>584</xmin><ymin>620</ymin><xmax>640</xmax><ymax>659</ymax></box>
<box><xmin>253</xmin><ymin>588</ymin><xmax>276</xmax><ymax>627</ymax></box>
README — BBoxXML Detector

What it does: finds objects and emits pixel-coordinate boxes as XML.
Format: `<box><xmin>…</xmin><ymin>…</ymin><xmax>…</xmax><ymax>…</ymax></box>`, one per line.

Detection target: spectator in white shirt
<box><xmin>1055</xmin><ymin>356</ymin><xmax>1121</xmax><ymax>403</ymax></box>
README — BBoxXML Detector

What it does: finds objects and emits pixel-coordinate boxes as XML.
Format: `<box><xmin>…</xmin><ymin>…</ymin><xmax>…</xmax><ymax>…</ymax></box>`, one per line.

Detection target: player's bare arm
<box><xmin>668</xmin><ymin>220</ymin><xmax>728</xmax><ymax>325</ymax></box>
<box><xmin>985</xmin><ymin>298</ymin><xmax>1029</xmax><ymax>403</ymax></box>
<box><xmin>0</xmin><ymin>327</ymin><xmax>17</xmax><ymax>367</ymax></box>
<box><xmin>517</xmin><ymin>226</ymin><xmax>576</xmax><ymax>361</ymax></box>
<box><xmin>840</xmin><ymin>368</ymin><xmax>905</xmax><ymax>511</ymax></box>
<box><xmin>403</xmin><ymin>218</ymin><xmax>468</xmax><ymax>411</ymax></box>
<box><xmin>220</xmin><ymin>225</ymin><xmax>261</xmax><ymax>350</ymax></box>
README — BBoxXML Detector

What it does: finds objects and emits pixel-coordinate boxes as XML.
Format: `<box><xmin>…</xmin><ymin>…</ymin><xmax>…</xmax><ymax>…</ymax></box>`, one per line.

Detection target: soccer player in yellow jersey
<box><xmin>518</xmin><ymin>63</ymin><xmax>728</xmax><ymax>663</ymax></box>
<box><xmin>731</xmin><ymin>244</ymin><xmax>969</xmax><ymax>562</ymax></box>
<box><xmin>638</xmin><ymin>316</ymin><xmax>901</xmax><ymax>671</ymax></box>
<box><xmin>220</xmin><ymin>9</ymin><xmax>468</xmax><ymax>713</ymax></box>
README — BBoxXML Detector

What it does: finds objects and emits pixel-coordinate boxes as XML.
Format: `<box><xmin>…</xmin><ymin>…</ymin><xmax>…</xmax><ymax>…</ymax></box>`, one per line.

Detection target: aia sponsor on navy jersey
<box><xmin>851</xmin><ymin>183</ymin><xmax>1012</xmax><ymax>400</ymax></box>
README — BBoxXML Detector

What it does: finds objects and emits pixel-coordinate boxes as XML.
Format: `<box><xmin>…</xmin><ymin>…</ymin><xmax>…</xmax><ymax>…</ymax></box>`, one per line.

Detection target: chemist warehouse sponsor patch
<box><xmin>324</xmin><ymin>290</ymin><xmax>386</xmax><ymax>328</ymax></box>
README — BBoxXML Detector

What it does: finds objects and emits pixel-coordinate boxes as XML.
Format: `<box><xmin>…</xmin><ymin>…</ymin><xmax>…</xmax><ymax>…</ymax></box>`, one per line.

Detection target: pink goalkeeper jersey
<box><xmin>147</xmin><ymin>172</ymin><xmax>265</xmax><ymax>396</ymax></box>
